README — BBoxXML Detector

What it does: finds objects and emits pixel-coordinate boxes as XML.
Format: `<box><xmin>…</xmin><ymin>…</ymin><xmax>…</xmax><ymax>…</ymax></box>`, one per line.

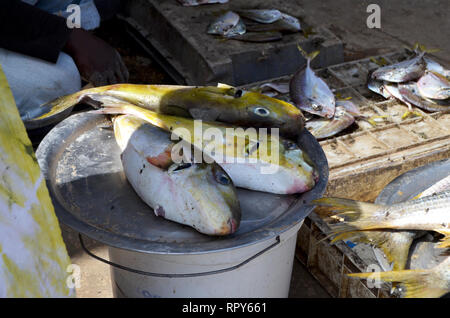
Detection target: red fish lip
<box><xmin>228</xmin><ymin>218</ymin><xmax>239</xmax><ymax>233</ymax></box>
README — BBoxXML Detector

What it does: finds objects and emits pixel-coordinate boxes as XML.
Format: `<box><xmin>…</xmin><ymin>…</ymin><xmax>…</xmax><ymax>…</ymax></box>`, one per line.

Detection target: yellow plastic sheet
<box><xmin>0</xmin><ymin>64</ymin><xmax>74</xmax><ymax>297</ymax></box>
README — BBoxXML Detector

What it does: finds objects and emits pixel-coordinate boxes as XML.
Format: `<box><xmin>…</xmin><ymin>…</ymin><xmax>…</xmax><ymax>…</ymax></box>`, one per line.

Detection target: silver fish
<box><xmin>398</xmin><ymin>82</ymin><xmax>449</xmax><ymax>112</ymax></box>
<box><xmin>229</xmin><ymin>31</ymin><xmax>282</xmax><ymax>42</ymax></box>
<box><xmin>305</xmin><ymin>106</ymin><xmax>354</xmax><ymax>139</ymax></box>
<box><xmin>417</xmin><ymin>71</ymin><xmax>450</xmax><ymax>100</ymax></box>
<box><xmin>371</xmin><ymin>52</ymin><xmax>426</xmax><ymax>83</ymax></box>
<box><xmin>259</xmin><ymin>81</ymin><xmax>290</xmax><ymax>95</ymax></box>
<box><xmin>245</xmin><ymin>13</ymin><xmax>301</xmax><ymax>33</ymax></box>
<box><xmin>424</xmin><ymin>56</ymin><xmax>450</xmax><ymax>78</ymax></box>
<box><xmin>178</xmin><ymin>0</ymin><xmax>228</xmax><ymax>6</ymax></box>
<box><xmin>237</xmin><ymin>9</ymin><xmax>282</xmax><ymax>24</ymax></box>
<box><xmin>207</xmin><ymin>11</ymin><xmax>246</xmax><ymax>37</ymax></box>
<box><xmin>290</xmin><ymin>46</ymin><xmax>336</xmax><ymax>118</ymax></box>
<box><xmin>368</xmin><ymin>78</ymin><xmax>392</xmax><ymax>99</ymax></box>
<box><xmin>114</xmin><ymin>115</ymin><xmax>241</xmax><ymax>236</ymax></box>
<box><xmin>336</xmin><ymin>100</ymin><xmax>362</xmax><ymax>117</ymax></box>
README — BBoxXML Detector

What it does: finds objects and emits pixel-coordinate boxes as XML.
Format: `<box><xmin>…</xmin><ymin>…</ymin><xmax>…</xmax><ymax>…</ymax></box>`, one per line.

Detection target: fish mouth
<box><xmin>227</xmin><ymin>218</ymin><xmax>239</xmax><ymax>234</ymax></box>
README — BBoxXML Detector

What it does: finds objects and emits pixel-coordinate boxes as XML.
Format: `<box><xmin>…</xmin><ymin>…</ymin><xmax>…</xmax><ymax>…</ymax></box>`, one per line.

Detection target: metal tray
<box><xmin>376</xmin><ymin>158</ymin><xmax>450</xmax><ymax>204</ymax></box>
<box><xmin>36</xmin><ymin>112</ymin><xmax>328</xmax><ymax>254</ymax></box>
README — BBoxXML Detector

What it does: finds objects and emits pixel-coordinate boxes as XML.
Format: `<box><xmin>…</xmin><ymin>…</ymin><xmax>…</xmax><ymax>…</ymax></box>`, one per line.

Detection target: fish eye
<box><xmin>234</xmin><ymin>89</ymin><xmax>243</xmax><ymax>98</ymax></box>
<box><xmin>172</xmin><ymin>163</ymin><xmax>192</xmax><ymax>172</ymax></box>
<box><xmin>254</xmin><ymin>107</ymin><xmax>270</xmax><ymax>117</ymax></box>
<box><xmin>215</xmin><ymin>172</ymin><xmax>231</xmax><ymax>186</ymax></box>
<box><xmin>284</xmin><ymin>140</ymin><xmax>297</xmax><ymax>150</ymax></box>
<box><xmin>311</xmin><ymin>104</ymin><xmax>323</xmax><ymax>111</ymax></box>
<box><xmin>244</xmin><ymin>141</ymin><xmax>259</xmax><ymax>156</ymax></box>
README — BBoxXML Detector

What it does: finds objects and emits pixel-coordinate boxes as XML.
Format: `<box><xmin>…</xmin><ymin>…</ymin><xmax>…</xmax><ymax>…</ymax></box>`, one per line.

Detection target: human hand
<box><xmin>63</xmin><ymin>28</ymin><xmax>129</xmax><ymax>86</ymax></box>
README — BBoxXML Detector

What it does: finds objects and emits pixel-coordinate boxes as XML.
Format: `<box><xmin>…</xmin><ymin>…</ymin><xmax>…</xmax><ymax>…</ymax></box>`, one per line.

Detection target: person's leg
<box><xmin>0</xmin><ymin>48</ymin><xmax>81</xmax><ymax>121</ymax></box>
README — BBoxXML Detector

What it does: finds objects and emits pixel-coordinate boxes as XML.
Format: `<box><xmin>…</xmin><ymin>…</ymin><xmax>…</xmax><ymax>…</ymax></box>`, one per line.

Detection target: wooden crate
<box><xmin>241</xmin><ymin>51</ymin><xmax>450</xmax><ymax>298</ymax></box>
<box><xmin>122</xmin><ymin>0</ymin><xmax>343</xmax><ymax>86</ymax></box>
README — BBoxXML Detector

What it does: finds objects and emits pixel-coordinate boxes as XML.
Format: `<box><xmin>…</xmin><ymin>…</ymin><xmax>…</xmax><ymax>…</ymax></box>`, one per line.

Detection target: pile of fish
<box><xmin>207</xmin><ymin>9</ymin><xmax>301</xmax><ymax>43</ymax></box>
<box><xmin>313</xmin><ymin>174</ymin><xmax>450</xmax><ymax>298</ymax></box>
<box><xmin>35</xmin><ymin>83</ymin><xmax>318</xmax><ymax>236</ymax></box>
<box><xmin>288</xmin><ymin>46</ymin><xmax>364</xmax><ymax>139</ymax></box>
<box><xmin>368</xmin><ymin>46</ymin><xmax>450</xmax><ymax>118</ymax></box>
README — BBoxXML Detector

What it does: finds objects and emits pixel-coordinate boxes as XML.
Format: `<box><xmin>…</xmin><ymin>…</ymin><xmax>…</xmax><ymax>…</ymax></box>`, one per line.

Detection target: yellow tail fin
<box><xmin>348</xmin><ymin>266</ymin><xmax>449</xmax><ymax>298</ymax></box>
<box><xmin>297</xmin><ymin>45</ymin><xmax>320</xmax><ymax>64</ymax></box>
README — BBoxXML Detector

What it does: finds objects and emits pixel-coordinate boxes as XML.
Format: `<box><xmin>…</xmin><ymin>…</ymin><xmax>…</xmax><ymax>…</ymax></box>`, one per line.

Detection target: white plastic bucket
<box><xmin>108</xmin><ymin>221</ymin><xmax>303</xmax><ymax>298</ymax></box>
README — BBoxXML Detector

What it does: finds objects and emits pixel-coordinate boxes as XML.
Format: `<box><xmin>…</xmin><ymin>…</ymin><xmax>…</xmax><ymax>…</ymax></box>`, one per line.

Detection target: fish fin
<box><xmin>312</xmin><ymin>197</ymin><xmax>387</xmax><ymax>234</ymax></box>
<box><xmin>217</xmin><ymin>83</ymin><xmax>234</xmax><ymax>88</ymax></box>
<box><xmin>348</xmin><ymin>268</ymin><xmax>447</xmax><ymax>298</ymax></box>
<box><xmin>296</xmin><ymin>44</ymin><xmax>320</xmax><ymax>64</ymax></box>
<box><xmin>33</xmin><ymin>91</ymin><xmax>82</xmax><ymax>120</ymax></box>
<box><xmin>435</xmin><ymin>229</ymin><xmax>450</xmax><ymax>248</ymax></box>
<box><xmin>332</xmin><ymin>230</ymin><xmax>411</xmax><ymax>272</ymax></box>
<box><xmin>189</xmin><ymin>107</ymin><xmax>220</xmax><ymax>121</ymax></box>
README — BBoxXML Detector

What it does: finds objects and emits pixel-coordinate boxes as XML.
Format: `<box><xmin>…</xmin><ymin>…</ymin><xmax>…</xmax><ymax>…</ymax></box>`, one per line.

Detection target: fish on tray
<box><xmin>34</xmin><ymin>84</ymin><xmax>305</xmax><ymax>137</ymax></box>
<box><xmin>113</xmin><ymin>114</ymin><xmax>241</xmax><ymax>235</ymax></box>
<box><xmin>290</xmin><ymin>46</ymin><xmax>336</xmax><ymax>118</ymax></box>
<box><xmin>236</xmin><ymin>9</ymin><xmax>282</xmax><ymax>24</ymax></box>
<box><xmin>97</xmin><ymin>102</ymin><xmax>319</xmax><ymax>195</ymax></box>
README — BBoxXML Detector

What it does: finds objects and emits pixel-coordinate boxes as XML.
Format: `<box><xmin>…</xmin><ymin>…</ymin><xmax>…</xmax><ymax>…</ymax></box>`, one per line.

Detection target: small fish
<box><xmin>236</xmin><ymin>9</ymin><xmax>282</xmax><ymax>24</ymax></box>
<box><xmin>313</xmin><ymin>191</ymin><xmax>450</xmax><ymax>248</ymax></box>
<box><xmin>371</xmin><ymin>52</ymin><xmax>426</xmax><ymax>83</ymax></box>
<box><xmin>207</xmin><ymin>11</ymin><xmax>246</xmax><ymax>37</ymax></box>
<box><xmin>178</xmin><ymin>0</ymin><xmax>228</xmax><ymax>6</ymax></box>
<box><xmin>417</xmin><ymin>71</ymin><xmax>450</xmax><ymax>100</ymax></box>
<box><xmin>424</xmin><ymin>57</ymin><xmax>450</xmax><ymax>79</ymax></box>
<box><xmin>398</xmin><ymin>82</ymin><xmax>449</xmax><ymax>112</ymax></box>
<box><xmin>245</xmin><ymin>13</ymin><xmax>301</xmax><ymax>33</ymax></box>
<box><xmin>367</xmin><ymin>78</ymin><xmax>392</xmax><ymax>99</ymax></box>
<box><xmin>259</xmin><ymin>81</ymin><xmax>290</xmax><ymax>95</ymax></box>
<box><xmin>114</xmin><ymin>115</ymin><xmax>241</xmax><ymax>235</ymax></box>
<box><xmin>305</xmin><ymin>106</ymin><xmax>355</xmax><ymax>139</ymax></box>
<box><xmin>35</xmin><ymin>84</ymin><xmax>305</xmax><ymax>137</ymax></box>
<box><xmin>229</xmin><ymin>31</ymin><xmax>282</xmax><ymax>43</ymax></box>
<box><xmin>336</xmin><ymin>100</ymin><xmax>362</xmax><ymax>117</ymax></box>
<box><xmin>290</xmin><ymin>46</ymin><xmax>336</xmax><ymax>118</ymax></box>
<box><xmin>348</xmin><ymin>257</ymin><xmax>450</xmax><ymax>298</ymax></box>
<box><xmin>98</xmin><ymin>103</ymin><xmax>318</xmax><ymax>195</ymax></box>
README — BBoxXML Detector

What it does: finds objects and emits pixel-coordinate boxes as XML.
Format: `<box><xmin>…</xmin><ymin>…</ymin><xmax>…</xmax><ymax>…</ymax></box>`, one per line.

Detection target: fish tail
<box><xmin>296</xmin><ymin>44</ymin><xmax>320</xmax><ymax>66</ymax></box>
<box><xmin>436</xmin><ymin>230</ymin><xmax>450</xmax><ymax>248</ymax></box>
<box><xmin>33</xmin><ymin>91</ymin><xmax>83</xmax><ymax>120</ymax></box>
<box><xmin>312</xmin><ymin>197</ymin><xmax>386</xmax><ymax>235</ymax></box>
<box><xmin>333</xmin><ymin>230</ymin><xmax>410</xmax><ymax>272</ymax></box>
<box><xmin>348</xmin><ymin>268</ymin><xmax>446</xmax><ymax>298</ymax></box>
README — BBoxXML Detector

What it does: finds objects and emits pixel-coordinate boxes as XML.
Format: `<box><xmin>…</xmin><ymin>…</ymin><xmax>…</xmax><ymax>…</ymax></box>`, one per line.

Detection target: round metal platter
<box><xmin>36</xmin><ymin>111</ymin><xmax>329</xmax><ymax>254</ymax></box>
<box><xmin>376</xmin><ymin>158</ymin><xmax>450</xmax><ymax>205</ymax></box>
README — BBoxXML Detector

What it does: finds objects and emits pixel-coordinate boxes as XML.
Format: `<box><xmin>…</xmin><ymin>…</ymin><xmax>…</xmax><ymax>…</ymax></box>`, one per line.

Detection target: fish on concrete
<box><xmin>236</xmin><ymin>9</ymin><xmax>282</xmax><ymax>24</ymax></box>
<box><xmin>207</xmin><ymin>11</ymin><xmax>246</xmax><ymax>37</ymax></box>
